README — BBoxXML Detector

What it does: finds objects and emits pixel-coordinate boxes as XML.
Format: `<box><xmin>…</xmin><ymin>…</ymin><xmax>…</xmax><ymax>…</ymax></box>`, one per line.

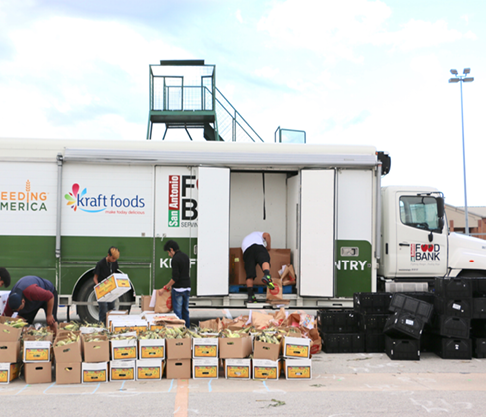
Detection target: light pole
<box><xmin>449</xmin><ymin>68</ymin><xmax>474</xmax><ymax>235</ymax></box>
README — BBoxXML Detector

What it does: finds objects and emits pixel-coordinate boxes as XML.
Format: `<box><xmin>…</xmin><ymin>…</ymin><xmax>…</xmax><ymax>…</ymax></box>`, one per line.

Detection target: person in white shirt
<box><xmin>241</xmin><ymin>231</ymin><xmax>275</xmax><ymax>303</ymax></box>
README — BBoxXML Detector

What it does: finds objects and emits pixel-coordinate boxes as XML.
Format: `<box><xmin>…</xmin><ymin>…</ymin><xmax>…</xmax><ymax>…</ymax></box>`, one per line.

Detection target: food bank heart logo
<box><xmin>421</xmin><ymin>244</ymin><xmax>434</xmax><ymax>252</ymax></box>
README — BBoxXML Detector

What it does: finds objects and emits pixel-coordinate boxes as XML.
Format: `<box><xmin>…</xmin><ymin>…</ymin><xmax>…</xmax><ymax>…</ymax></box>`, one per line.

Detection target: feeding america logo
<box><xmin>64</xmin><ymin>184</ymin><xmax>145</xmax><ymax>213</ymax></box>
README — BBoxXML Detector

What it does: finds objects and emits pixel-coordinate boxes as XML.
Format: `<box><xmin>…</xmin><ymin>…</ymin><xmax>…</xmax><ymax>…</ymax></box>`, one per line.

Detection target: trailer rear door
<box><xmin>299</xmin><ymin>170</ymin><xmax>335</xmax><ymax>297</ymax></box>
<box><xmin>196</xmin><ymin>167</ymin><xmax>230</xmax><ymax>296</ymax></box>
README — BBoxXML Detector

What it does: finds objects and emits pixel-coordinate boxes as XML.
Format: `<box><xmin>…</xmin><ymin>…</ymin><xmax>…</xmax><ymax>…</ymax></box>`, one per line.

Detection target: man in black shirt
<box><xmin>93</xmin><ymin>247</ymin><xmax>120</xmax><ymax>324</ymax></box>
<box><xmin>160</xmin><ymin>240</ymin><xmax>191</xmax><ymax>327</ymax></box>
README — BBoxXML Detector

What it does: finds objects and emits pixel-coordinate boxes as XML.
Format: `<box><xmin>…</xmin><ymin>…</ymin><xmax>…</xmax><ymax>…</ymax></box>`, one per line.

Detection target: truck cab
<box><xmin>379</xmin><ymin>186</ymin><xmax>486</xmax><ymax>281</ymax></box>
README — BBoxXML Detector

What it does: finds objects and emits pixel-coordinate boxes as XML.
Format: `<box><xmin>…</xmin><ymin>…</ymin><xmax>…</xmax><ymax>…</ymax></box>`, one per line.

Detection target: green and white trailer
<box><xmin>1</xmin><ymin>138</ymin><xmax>486</xmax><ymax>322</ymax></box>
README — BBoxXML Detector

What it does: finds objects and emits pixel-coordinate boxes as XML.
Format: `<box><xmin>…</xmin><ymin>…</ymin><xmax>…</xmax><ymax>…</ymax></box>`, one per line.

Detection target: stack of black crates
<box><xmin>317</xmin><ymin>277</ymin><xmax>486</xmax><ymax>360</ymax></box>
<box><xmin>427</xmin><ymin>277</ymin><xmax>486</xmax><ymax>359</ymax></box>
<box><xmin>383</xmin><ymin>292</ymin><xmax>434</xmax><ymax>360</ymax></box>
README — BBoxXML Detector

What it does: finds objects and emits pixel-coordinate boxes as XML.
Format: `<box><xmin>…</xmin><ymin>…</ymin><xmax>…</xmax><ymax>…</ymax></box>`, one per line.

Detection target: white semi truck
<box><xmin>1</xmin><ymin>138</ymin><xmax>486</xmax><ymax>322</ymax></box>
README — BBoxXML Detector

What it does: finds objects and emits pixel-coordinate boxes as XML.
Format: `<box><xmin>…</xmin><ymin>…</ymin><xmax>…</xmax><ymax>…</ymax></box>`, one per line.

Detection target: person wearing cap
<box><xmin>2</xmin><ymin>274</ymin><xmax>58</xmax><ymax>331</ymax></box>
<box><xmin>0</xmin><ymin>268</ymin><xmax>11</xmax><ymax>288</ymax></box>
<box><xmin>93</xmin><ymin>246</ymin><xmax>120</xmax><ymax>325</ymax></box>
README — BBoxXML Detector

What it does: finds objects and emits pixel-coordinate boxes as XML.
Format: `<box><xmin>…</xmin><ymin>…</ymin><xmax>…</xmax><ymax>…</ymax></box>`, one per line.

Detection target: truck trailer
<box><xmin>1</xmin><ymin>138</ymin><xmax>486</xmax><ymax>322</ymax></box>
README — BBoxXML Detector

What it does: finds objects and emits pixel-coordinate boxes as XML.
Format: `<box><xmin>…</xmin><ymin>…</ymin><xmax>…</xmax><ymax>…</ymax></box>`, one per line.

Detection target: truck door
<box><xmin>196</xmin><ymin>167</ymin><xmax>230</xmax><ymax>296</ymax></box>
<box><xmin>299</xmin><ymin>170</ymin><xmax>335</xmax><ymax>297</ymax></box>
<box><xmin>395</xmin><ymin>193</ymin><xmax>448</xmax><ymax>277</ymax></box>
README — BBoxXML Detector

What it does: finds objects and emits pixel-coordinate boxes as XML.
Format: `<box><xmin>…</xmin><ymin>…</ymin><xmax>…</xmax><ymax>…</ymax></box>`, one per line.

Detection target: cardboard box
<box><xmin>0</xmin><ymin>362</ymin><xmax>20</xmax><ymax>384</ymax></box>
<box><xmin>111</xmin><ymin>338</ymin><xmax>138</xmax><ymax>360</ymax></box>
<box><xmin>23</xmin><ymin>340</ymin><xmax>52</xmax><ymax>362</ymax></box>
<box><xmin>106</xmin><ymin>310</ymin><xmax>129</xmax><ymax>329</ymax></box>
<box><xmin>166</xmin><ymin>338</ymin><xmax>192</xmax><ymax>359</ymax></box>
<box><xmin>229</xmin><ymin>248</ymin><xmax>291</xmax><ymax>286</ymax></box>
<box><xmin>110</xmin><ymin>360</ymin><xmax>136</xmax><ymax>381</ymax></box>
<box><xmin>24</xmin><ymin>361</ymin><xmax>53</xmax><ymax>384</ymax></box>
<box><xmin>112</xmin><ymin>323</ymin><xmax>148</xmax><ymax>335</ymax></box>
<box><xmin>0</xmin><ymin>317</ymin><xmax>24</xmax><ymax>342</ymax></box>
<box><xmin>219</xmin><ymin>336</ymin><xmax>252</xmax><ymax>359</ymax></box>
<box><xmin>193</xmin><ymin>358</ymin><xmax>218</xmax><ymax>379</ymax></box>
<box><xmin>224</xmin><ymin>359</ymin><xmax>251</xmax><ymax>379</ymax></box>
<box><xmin>82</xmin><ymin>334</ymin><xmax>110</xmax><ymax>363</ymax></box>
<box><xmin>0</xmin><ymin>341</ymin><xmax>21</xmax><ymax>363</ymax></box>
<box><xmin>166</xmin><ymin>358</ymin><xmax>191</xmax><ymax>379</ymax></box>
<box><xmin>136</xmin><ymin>359</ymin><xmax>163</xmax><ymax>380</ymax></box>
<box><xmin>82</xmin><ymin>362</ymin><xmax>108</xmax><ymax>383</ymax></box>
<box><xmin>95</xmin><ymin>273</ymin><xmax>131</xmax><ymax>303</ymax></box>
<box><xmin>141</xmin><ymin>295</ymin><xmax>155</xmax><ymax>312</ymax></box>
<box><xmin>283</xmin><ymin>337</ymin><xmax>311</xmax><ymax>359</ymax></box>
<box><xmin>139</xmin><ymin>338</ymin><xmax>165</xmax><ymax>360</ymax></box>
<box><xmin>252</xmin><ymin>359</ymin><xmax>280</xmax><ymax>380</ymax></box>
<box><xmin>283</xmin><ymin>359</ymin><xmax>312</xmax><ymax>380</ymax></box>
<box><xmin>53</xmin><ymin>335</ymin><xmax>82</xmax><ymax>363</ymax></box>
<box><xmin>192</xmin><ymin>338</ymin><xmax>218</xmax><ymax>358</ymax></box>
<box><xmin>56</xmin><ymin>362</ymin><xmax>81</xmax><ymax>384</ymax></box>
<box><xmin>253</xmin><ymin>340</ymin><xmax>280</xmax><ymax>361</ymax></box>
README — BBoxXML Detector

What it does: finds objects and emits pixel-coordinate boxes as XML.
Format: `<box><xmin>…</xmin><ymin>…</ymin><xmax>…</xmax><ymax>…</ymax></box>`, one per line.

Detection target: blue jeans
<box><xmin>171</xmin><ymin>289</ymin><xmax>190</xmax><ymax>328</ymax></box>
<box><xmin>98</xmin><ymin>301</ymin><xmax>115</xmax><ymax>325</ymax></box>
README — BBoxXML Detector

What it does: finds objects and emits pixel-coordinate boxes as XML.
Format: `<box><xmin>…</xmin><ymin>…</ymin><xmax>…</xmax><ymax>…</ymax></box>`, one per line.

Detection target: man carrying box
<box><xmin>93</xmin><ymin>246</ymin><xmax>120</xmax><ymax>325</ymax></box>
<box><xmin>242</xmin><ymin>231</ymin><xmax>275</xmax><ymax>304</ymax></box>
<box><xmin>2</xmin><ymin>274</ymin><xmax>58</xmax><ymax>332</ymax></box>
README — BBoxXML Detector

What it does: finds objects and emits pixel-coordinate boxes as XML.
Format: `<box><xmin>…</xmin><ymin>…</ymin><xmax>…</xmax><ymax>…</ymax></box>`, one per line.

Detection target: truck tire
<box><xmin>76</xmin><ymin>279</ymin><xmax>134</xmax><ymax>324</ymax></box>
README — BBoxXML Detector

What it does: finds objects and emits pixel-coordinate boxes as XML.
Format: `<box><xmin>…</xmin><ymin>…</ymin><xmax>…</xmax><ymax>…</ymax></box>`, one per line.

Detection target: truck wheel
<box><xmin>76</xmin><ymin>279</ymin><xmax>134</xmax><ymax>324</ymax></box>
<box><xmin>76</xmin><ymin>280</ymin><xmax>99</xmax><ymax>324</ymax></box>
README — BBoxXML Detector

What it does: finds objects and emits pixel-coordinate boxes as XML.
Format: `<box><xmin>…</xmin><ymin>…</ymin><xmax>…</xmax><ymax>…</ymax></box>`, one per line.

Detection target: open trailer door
<box><xmin>299</xmin><ymin>169</ymin><xmax>335</xmax><ymax>297</ymax></box>
<box><xmin>196</xmin><ymin>167</ymin><xmax>230</xmax><ymax>296</ymax></box>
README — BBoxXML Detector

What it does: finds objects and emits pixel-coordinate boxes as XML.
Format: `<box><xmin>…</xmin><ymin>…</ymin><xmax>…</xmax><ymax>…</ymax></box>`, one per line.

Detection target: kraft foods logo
<box><xmin>168</xmin><ymin>175</ymin><xmax>198</xmax><ymax>227</ymax></box>
<box><xmin>64</xmin><ymin>183</ymin><xmax>145</xmax><ymax>214</ymax></box>
<box><xmin>1</xmin><ymin>180</ymin><xmax>48</xmax><ymax>211</ymax></box>
<box><xmin>410</xmin><ymin>244</ymin><xmax>441</xmax><ymax>262</ymax></box>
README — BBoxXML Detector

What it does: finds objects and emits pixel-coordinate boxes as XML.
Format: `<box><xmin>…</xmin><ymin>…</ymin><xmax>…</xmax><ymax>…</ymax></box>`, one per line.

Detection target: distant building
<box><xmin>445</xmin><ymin>204</ymin><xmax>486</xmax><ymax>240</ymax></box>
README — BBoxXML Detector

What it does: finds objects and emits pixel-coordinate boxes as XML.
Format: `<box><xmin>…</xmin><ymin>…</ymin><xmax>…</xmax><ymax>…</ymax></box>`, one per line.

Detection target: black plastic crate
<box><xmin>432</xmin><ymin>315</ymin><xmax>471</xmax><ymax>339</ymax></box>
<box><xmin>433</xmin><ymin>336</ymin><xmax>472</xmax><ymax>360</ymax></box>
<box><xmin>472</xmin><ymin>298</ymin><xmax>486</xmax><ymax>319</ymax></box>
<box><xmin>470</xmin><ymin>319</ymin><xmax>486</xmax><ymax>337</ymax></box>
<box><xmin>401</xmin><ymin>292</ymin><xmax>436</xmax><ymax>304</ymax></box>
<box><xmin>323</xmin><ymin>333</ymin><xmax>365</xmax><ymax>353</ymax></box>
<box><xmin>318</xmin><ymin>310</ymin><xmax>360</xmax><ymax>333</ymax></box>
<box><xmin>353</xmin><ymin>292</ymin><xmax>393</xmax><ymax>314</ymax></box>
<box><xmin>434</xmin><ymin>297</ymin><xmax>472</xmax><ymax>319</ymax></box>
<box><xmin>385</xmin><ymin>335</ymin><xmax>420</xmax><ymax>360</ymax></box>
<box><xmin>359</xmin><ymin>313</ymin><xmax>390</xmax><ymax>333</ymax></box>
<box><xmin>384</xmin><ymin>311</ymin><xmax>425</xmax><ymax>339</ymax></box>
<box><xmin>434</xmin><ymin>278</ymin><xmax>473</xmax><ymax>299</ymax></box>
<box><xmin>459</xmin><ymin>277</ymin><xmax>486</xmax><ymax>297</ymax></box>
<box><xmin>473</xmin><ymin>338</ymin><xmax>486</xmax><ymax>358</ymax></box>
<box><xmin>365</xmin><ymin>333</ymin><xmax>386</xmax><ymax>353</ymax></box>
<box><xmin>389</xmin><ymin>293</ymin><xmax>434</xmax><ymax>323</ymax></box>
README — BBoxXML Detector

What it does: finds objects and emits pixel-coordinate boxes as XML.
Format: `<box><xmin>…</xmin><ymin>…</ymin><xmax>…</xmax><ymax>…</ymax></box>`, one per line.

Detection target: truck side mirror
<box><xmin>438</xmin><ymin>217</ymin><xmax>444</xmax><ymax>230</ymax></box>
<box><xmin>437</xmin><ymin>197</ymin><xmax>445</xmax><ymax>218</ymax></box>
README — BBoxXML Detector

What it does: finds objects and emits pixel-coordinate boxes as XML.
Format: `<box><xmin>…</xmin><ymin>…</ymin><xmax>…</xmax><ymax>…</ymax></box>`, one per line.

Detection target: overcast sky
<box><xmin>1</xmin><ymin>0</ymin><xmax>485</xmax><ymax>207</ymax></box>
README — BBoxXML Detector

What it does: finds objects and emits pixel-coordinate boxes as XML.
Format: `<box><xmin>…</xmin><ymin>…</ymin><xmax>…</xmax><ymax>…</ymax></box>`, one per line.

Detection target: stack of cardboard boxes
<box><xmin>81</xmin><ymin>327</ymin><xmax>110</xmax><ymax>384</ymax></box>
<box><xmin>0</xmin><ymin>317</ymin><xmax>22</xmax><ymax>384</ymax></box>
<box><xmin>23</xmin><ymin>327</ymin><xmax>54</xmax><ymax>384</ymax></box>
<box><xmin>54</xmin><ymin>329</ymin><xmax>83</xmax><ymax>384</ymax></box>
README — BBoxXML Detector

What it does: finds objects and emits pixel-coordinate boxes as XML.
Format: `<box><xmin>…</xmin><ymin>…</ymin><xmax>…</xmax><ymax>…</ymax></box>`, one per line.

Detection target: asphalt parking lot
<box><xmin>2</xmin><ymin>306</ymin><xmax>486</xmax><ymax>416</ymax></box>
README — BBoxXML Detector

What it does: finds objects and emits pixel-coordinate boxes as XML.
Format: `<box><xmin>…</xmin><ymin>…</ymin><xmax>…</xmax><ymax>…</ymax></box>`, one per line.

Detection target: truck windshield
<box><xmin>399</xmin><ymin>196</ymin><xmax>441</xmax><ymax>232</ymax></box>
